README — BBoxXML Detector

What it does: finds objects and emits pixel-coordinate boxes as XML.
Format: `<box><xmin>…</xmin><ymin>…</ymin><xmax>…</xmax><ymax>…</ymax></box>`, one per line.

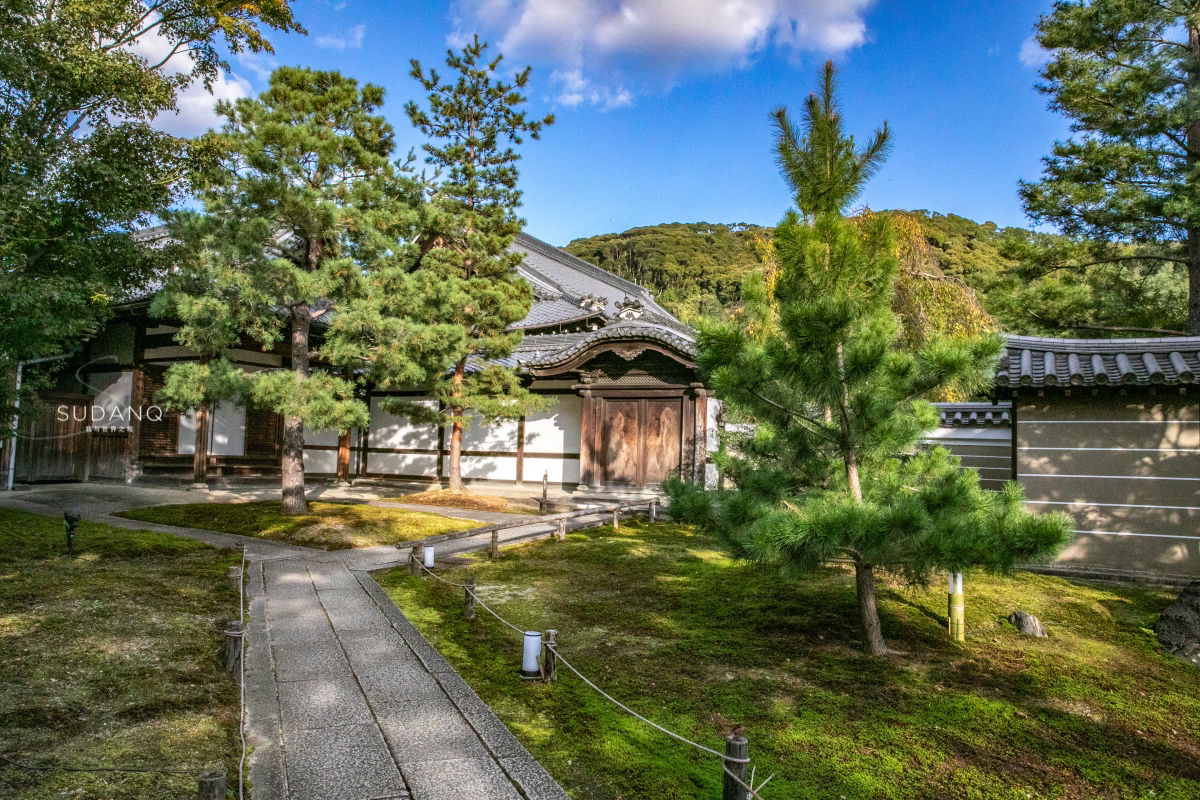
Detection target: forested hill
<box><xmin>564</xmin><ymin>214</ymin><xmax>1018</xmax><ymax>321</ymax></box>
<box><xmin>563</xmin><ymin>213</ymin><xmax>1189</xmax><ymax>336</ymax></box>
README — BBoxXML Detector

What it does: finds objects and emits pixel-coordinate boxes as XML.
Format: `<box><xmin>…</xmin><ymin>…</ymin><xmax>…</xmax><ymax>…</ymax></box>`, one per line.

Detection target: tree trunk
<box><xmin>1189</xmin><ymin>25</ymin><xmax>1200</xmax><ymax>335</ymax></box>
<box><xmin>855</xmin><ymin>560</ymin><xmax>888</xmax><ymax>656</ymax></box>
<box><xmin>281</xmin><ymin>308</ymin><xmax>310</xmax><ymax>516</ymax></box>
<box><xmin>192</xmin><ymin>402</ymin><xmax>209</xmax><ymax>487</ymax></box>
<box><xmin>446</xmin><ymin>358</ymin><xmax>467</xmax><ymax>492</ymax></box>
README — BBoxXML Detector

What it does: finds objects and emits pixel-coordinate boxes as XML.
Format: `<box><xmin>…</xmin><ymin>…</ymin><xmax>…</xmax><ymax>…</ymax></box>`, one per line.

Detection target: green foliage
<box><xmin>0</xmin><ymin>0</ymin><xmax>301</xmax><ymax>426</ymax></box>
<box><xmin>668</xmin><ymin>62</ymin><xmax>1070</xmax><ymax>655</ymax></box>
<box><xmin>397</xmin><ymin>36</ymin><xmax>554</xmax><ymax>488</ymax></box>
<box><xmin>565</xmin><ymin>222</ymin><xmax>770</xmax><ymax>322</ymax></box>
<box><xmin>383</xmin><ymin>523</ymin><xmax>1200</xmax><ymax>800</ymax></box>
<box><xmin>156</xmin><ymin>66</ymin><xmax>422</xmax><ymax>508</ymax></box>
<box><xmin>1017</xmin><ymin>0</ymin><xmax>1200</xmax><ymax>333</ymax></box>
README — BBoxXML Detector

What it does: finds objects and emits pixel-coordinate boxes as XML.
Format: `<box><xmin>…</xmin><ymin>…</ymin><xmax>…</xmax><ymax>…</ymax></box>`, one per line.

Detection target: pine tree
<box><xmin>156</xmin><ymin>67</ymin><xmax>419</xmax><ymax>514</ymax></box>
<box><xmin>1015</xmin><ymin>0</ymin><xmax>1200</xmax><ymax>334</ymax></box>
<box><xmin>666</xmin><ymin>62</ymin><xmax>1072</xmax><ymax>656</ymax></box>
<box><xmin>398</xmin><ymin>36</ymin><xmax>554</xmax><ymax>491</ymax></box>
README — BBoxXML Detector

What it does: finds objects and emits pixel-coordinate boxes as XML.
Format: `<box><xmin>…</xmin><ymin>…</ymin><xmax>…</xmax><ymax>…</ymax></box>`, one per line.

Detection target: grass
<box><xmin>0</xmin><ymin>508</ymin><xmax>241</xmax><ymax>799</ymax></box>
<box><xmin>117</xmin><ymin>500</ymin><xmax>478</xmax><ymax>550</ymax></box>
<box><xmin>391</xmin><ymin>488</ymin><xmax>541</xmax><ymax>515</ymax></box>
<box><xmin>380</xmin><ymin>520</ymin><xmax>1200</xmax><ymax>800</ymax></box>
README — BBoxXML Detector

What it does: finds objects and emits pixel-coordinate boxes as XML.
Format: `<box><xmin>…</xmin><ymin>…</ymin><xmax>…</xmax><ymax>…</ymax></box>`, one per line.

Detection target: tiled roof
<box><xmin>511</xmin><ymin>233</ymin><xmax>689</xmax><ymax>334</ymax></box>
<box><xmin>932</xmin><ymin>402</ymin><xmax>1011</xmax><ymax>427</ymax></box>
<box><xmin>996</xmin><ymin>335</ymin><xmax>1200</xmax><ymax>388</ymax></box>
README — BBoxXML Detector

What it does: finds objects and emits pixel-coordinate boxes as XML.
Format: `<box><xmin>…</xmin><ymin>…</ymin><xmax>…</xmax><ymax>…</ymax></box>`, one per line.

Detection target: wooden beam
<box><xmin>193</xmin><ymin>404</ymin><xmax>210</xmax><ymax>486</ymax></box>
<box><xmin>336</xmin><ymin>429</ymin><xmax>351</xmax><ymax>484</ymax></box>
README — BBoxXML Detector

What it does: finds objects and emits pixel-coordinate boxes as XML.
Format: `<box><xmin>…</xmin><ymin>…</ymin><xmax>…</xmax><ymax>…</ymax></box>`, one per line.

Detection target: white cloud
<box><xmin>1019</xmin><ymin>35</ymin><xmax>1050</xmax><ymax>69</ymax></box>
<box><xmin>236</xmin><ymin>51</ymin><xmax>278</xmax><ymax>82</ymax></box>
<box><xmin>316</xmin><ymin>24</ymin><xmax>366</xmax><ymax>49</ymax></box>
<box><xmin>452</xmin><ymin>0</ymin><xmax>875</xmax><ymax>107</ymax></box>
<box><xmin>123</xmin><ymin>21</ymin><xmax>252</xmax><ymax>136</ymax></box>
<box><xmin>154</xmin><ymin>70</ymin><xmax>252</xmax><ymax>136</ymax></box>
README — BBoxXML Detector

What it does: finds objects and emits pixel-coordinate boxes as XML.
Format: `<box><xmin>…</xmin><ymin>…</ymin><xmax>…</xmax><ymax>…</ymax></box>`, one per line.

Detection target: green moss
<box><xmin>381</xmin><ymin>521</ymin><xmax>1200</xmax><ymax>800</ymax></box>
<box><xmin>117</xmin><ymin>500</ymin><xmax>477</xmax><ymax>549</ymax></box>
<box><xmin>0</xmin><ymin>508</ymin><xmax>240</xmax><ymax>799</ymax></box>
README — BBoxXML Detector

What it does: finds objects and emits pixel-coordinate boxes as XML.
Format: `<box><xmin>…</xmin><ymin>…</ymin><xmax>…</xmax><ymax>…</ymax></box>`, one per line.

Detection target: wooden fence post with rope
<box><xmin>723</xmin><ymin>733</ymin><xmax>749</xmax><ymax>800</ymax></box>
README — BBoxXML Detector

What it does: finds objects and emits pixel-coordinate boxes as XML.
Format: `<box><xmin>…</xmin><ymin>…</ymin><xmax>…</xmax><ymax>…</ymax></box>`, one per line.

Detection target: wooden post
<box><xmin>543</xmin><ymin>629</ymin><xmax>558</xmax><ymax>682</ymax></box>
<box><xmin>948</xmin><ymin>572</ymin><xmax>965</xmax><ymax>642</ymax></box>
<box><xmin>556</xmin><ymin>519</ymin><xmax>566</xmax><ymax>541</ymax></box>
<box><xmin>612</xmin><ymin>508</ymin><xmax>619</xmax><ymax>530</ymax></box>
<box><xmin>490</xmin><ymin>529</ymin><xmax>499</xmax><ymax>558</ymax></box>
<box><xmin>223</xmin><ymin>621</ymin><xmax>243</xmax><ymax>673</ymax></box>
<box><xmin>649</xmin><ymin>500</ymin><xmax>657</xmax><ymax>521</ymax></box>
<box><xmin>464</xmin><ymin>576</ymin><xmax>476</xmax><ymax>621</ymax></box>
<box><xmin>227</xmin><ymin>565</ymin><xmax>242</xmax><ymax>592</ymax></box>
<box><xmin>126</xmin><ymin>368</ymin><xmax>144</xmax><ymax>484</ymax></box>
<box><xmin>411</xmin><ymin>545</ymin><xmax>425</xmax><ymax>576</ymax></box>
<box><xmin>197</xmin><ymin>770</ymin><xmax>226</xmax><ymax>800</ymax></box>
<box><xmin>542</xmin><ymin>470</ymin><xmax>549</xmax><ymax>511</ymax></box>
<box><xmin>722</xmin><ymin>733</ymin><xmax>749</xmax><ymax>800</ymax></box>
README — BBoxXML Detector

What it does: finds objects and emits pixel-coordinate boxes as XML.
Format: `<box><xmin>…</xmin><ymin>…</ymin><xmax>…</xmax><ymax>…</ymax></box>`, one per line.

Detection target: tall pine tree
<box><xmin>156</xmin><ymin>67</ymin><xmax>420</xmax><ymax>514</ymax></box>
<box><xmin>1013</xmin><ymin>0</ymin><xmax>1200</xmax><ymax>334</ymax></box>
<box><xmin>667</xmin><ymin>62</ymin><xmax>1072</xmax><ymax>656</ymax></box>
<box><xmin>397</xmin><ymin>37</ymin><xmax>554</xmax><ymax>491</ymax></box>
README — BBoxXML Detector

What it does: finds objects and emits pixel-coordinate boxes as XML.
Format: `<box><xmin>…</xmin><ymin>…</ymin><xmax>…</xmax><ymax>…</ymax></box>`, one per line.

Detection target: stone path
<box><xmin>1</xmin><ymin>483</ymin><xmax>571</xmax><ymax>800</ymax></box>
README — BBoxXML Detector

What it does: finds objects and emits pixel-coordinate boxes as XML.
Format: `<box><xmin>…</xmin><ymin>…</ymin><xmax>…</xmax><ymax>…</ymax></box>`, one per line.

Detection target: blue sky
<box><xmin>165</xmin><ymin>0</ymin><xmax>1067</xmax><ymax>246</ymax></box>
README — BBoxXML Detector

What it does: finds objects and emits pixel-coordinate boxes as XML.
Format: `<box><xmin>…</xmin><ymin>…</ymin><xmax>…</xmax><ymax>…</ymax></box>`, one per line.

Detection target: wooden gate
<box><xmin>15</xmin><ymin>393</ymin><xmax>91</xmax><ymax>482</ymax></box>
<box><xmin>599</xmin><ymin>397</ymin><xmax>683</xmax><ymax>487</ymax></box>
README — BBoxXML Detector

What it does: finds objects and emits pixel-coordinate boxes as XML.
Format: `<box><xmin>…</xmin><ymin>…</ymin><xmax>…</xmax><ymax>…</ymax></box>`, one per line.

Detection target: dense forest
<box><xmin>564</xmin><ymin>212</ymin><xmax>1188</xmax><ymax>337</ymax></box>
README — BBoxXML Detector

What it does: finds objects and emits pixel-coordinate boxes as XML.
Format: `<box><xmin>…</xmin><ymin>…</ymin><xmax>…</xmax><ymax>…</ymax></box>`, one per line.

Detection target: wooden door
<box><xmin>642</xmin><ymin>399</ymin><xmax>682</xmax><ymax>485</ymax></box>
<box><xmin>15</xmin><ymin>393</ymin><xmax>90</xmax><ymax>482</ymax></box>
<box><xmin>602</xmin><ymin>400</ymin><xmax>641</xmax><ymax>485</ymax></box>
<box><xmin>598</xmin><ymin>398</ymin><xmax>683</xmax><ymax>487</ymax></box>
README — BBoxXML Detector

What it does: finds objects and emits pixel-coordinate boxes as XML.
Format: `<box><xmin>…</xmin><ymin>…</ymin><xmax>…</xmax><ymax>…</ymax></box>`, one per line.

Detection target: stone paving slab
<box><xmin>283</xmin><ymin>723</ymin><xmax>407</xmax><ymax>800</ymax></box>
<box><xmin>278</xmin><ymin>676</ymin><xmax>374</xmax><ymax>733</ymax></box>
<box><xmin>401</xmin><ymin>757</ymin><xmax>524</xmax><ymax>800</ymax></box>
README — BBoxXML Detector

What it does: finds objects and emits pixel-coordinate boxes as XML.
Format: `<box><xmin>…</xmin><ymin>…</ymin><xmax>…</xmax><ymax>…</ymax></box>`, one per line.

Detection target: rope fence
<box><xmin>411</xmin><ymin>527</ymin><xmax>777</xmax><ymax>799</ymax></box>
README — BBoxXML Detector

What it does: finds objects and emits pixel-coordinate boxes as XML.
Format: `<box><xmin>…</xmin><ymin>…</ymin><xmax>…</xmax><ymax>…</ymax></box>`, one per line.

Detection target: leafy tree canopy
<box><xmin>0</xmin><ymin>0</ymin><xmax>302</xmax><ymax>419</ymax></box>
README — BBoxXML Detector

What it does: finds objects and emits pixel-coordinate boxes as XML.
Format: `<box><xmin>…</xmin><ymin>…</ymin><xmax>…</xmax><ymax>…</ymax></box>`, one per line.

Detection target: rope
<box><xmin>413</xmin><ymin>560</ymin><xmax>525</xmax><ymax>636</ymax></box>
<box><xmin>546</xmin><ymin>645</ymin><xmax>744</xmax><ymax>764</ymax></box>
<box><xmin>0</xmin><ymin>753</ymin><xmax>196</xmax><ymax>776</ymax></box>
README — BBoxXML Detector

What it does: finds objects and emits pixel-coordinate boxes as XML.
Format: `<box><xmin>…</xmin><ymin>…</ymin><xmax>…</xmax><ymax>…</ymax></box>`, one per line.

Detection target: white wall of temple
<box><xmin>177</xmin><ymin>402</ymin><xmax>247</xmax><ymax>456</ymax></box>
<box><xmin>303</xmin><ymin>427</ymin><xmax>361</xmax><ymax>474</ymax></box>
<box><xmin>89</xmin><ymin>371</ymin><xmax>133</xmax><ymax>429</ymax></box>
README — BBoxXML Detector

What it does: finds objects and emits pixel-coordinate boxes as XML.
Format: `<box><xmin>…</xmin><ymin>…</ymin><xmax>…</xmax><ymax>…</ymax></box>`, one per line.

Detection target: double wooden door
<box><xmin>600</xmin><ymin>397</ymin><xmax>683</xmax><ymax>487</ymax></box>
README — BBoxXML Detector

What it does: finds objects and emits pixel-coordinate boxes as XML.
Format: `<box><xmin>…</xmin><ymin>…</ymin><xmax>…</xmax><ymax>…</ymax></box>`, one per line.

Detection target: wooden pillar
<box><xmin>515</xmin><ymin>415</ymin><xmax>526</xmax><ymax>485</ymax></box>
<box><xmin>578</xmin><ymin>386</ymin><xmax>596</xmax><ymax>489</ymax></box>
<box><xmin>336</xmin><ymin>429</ymin><xmax>352</xmax><ymax>484</ymax></box>
<box><xmin>192</xmin><ymin>404</ymin><xmax>210</xmax><ymax>487</ymax></box>
<box><xmin>436</xmin><ymin>400</ymin><xmax>446</xmax><ymax>486</ymax></box>
<box><xmin>126</xmin><ymin>368</ymin><xmax>144</xmax><ymax>484</ymax></box>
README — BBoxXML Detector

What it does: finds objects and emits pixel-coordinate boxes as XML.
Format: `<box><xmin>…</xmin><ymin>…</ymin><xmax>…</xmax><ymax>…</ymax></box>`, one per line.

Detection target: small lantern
<box><xmin>423</xmin><ymin>544</ymin><xmax>435</xmax><ymax>569</ymax></box>
<box><xmin>519</xmin><ymin>630</ymin><xmax>542</xmax><ymax>679</ymax></box>
<box><xmin>63</xmin><ymin>508</ymin><xmax>81</xmax><ymax>554</ymax></box>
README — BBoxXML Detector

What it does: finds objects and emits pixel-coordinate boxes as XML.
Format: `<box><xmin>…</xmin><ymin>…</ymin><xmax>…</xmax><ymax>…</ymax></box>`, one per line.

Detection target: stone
<box><xmin>1007</xmin><ymin>611</ymin><xmax>1047</xmax><ymax>637</ymax></box>
<box><xmin>1154</xmin><ymin>581</ymin><xmax>1200</xmax><ymax>666</ymax></box>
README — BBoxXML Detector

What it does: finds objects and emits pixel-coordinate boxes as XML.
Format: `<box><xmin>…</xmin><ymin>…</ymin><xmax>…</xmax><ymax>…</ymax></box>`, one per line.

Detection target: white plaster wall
<box><xmin>461</xmin><ymin>454</ymin><xmax>518</xmax><ymax>481</ymax></box>
<box><xmin>525</xmin><ymin>395</ymin><xmax>582</xmax><ymax>455</ymax></box>
<box><xmin>523</xmin><ymin>456</ymin><xmax>580</xmax><ymax>485</ymax></box>
<box><xmin>370</xmin><ymin>397</ymin><xmax>438</xmax><ymax>450</ymax></box>
<box><xmin>369</xmin><ymin>452</ymin><xmax>438</xmax><ymax>477</ymax></box>
<box><xmin>178</xmin><ymin>402</ymin><xmax>246</xmax><ymax>456</ymax></box>
<box><xmin>458</xmin><ymin>412</ymin><xmax>519</xmax><ymax>452</ymax></box>
<box><xmin>90</xmin><ymin>371</ymin><xmax>133</xmax><ymax>429</ymax></box>
<box><xmin>307</xmin><ymin>427</ymin><xmax>340</xmax><ymax>447</ymax></box>
<box><xmin>304</xmin><ymin>449</ymin><xmax>338</xmax><ymax>474</ymax></box>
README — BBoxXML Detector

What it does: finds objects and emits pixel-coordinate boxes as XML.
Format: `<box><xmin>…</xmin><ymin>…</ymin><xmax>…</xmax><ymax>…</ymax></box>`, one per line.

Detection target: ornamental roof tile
<box><xmin>997</xmin><ymin>334</ymin><xmax>1200</xmax><ymax>388</ymax></box>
